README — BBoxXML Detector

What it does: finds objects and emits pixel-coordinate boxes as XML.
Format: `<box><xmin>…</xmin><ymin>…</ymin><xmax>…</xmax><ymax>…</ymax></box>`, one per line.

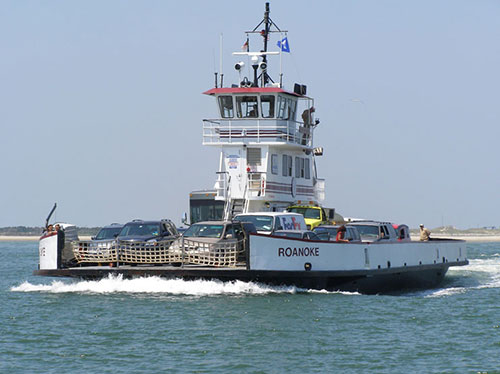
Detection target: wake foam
<box><xmin>424</xmin><ymin>257</ymin><xmax>500</xmax><ymax>298</ymax></box>
<box><xmin>11</xmin><ymin>275</ymin><xmax>360</xmax><ymax>296</ymax></box>
<box><xmin>11</xmin><ymin>275</ymin><xmax>299</xmax><ymax>296</ymax></box>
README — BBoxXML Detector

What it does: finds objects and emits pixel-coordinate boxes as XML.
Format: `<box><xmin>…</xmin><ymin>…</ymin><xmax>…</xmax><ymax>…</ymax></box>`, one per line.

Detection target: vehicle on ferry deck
<box><xmin>393</xmin><ymin>224</ymin><xmax>411</xmax><ymax>242</ymax></box>
<box><xmin>182</xmin><ymin>221</ymin><xmax>255</xmax><ymax>244</ymax></box>
<box><xmin>91</xmin><ymin>223</ymin><xmax>124</xmax><ymax>243</ymax></box>
<box><xmin>313</xmin><ymin>225</ymin><xmax>361</xmax><ymax>242</ymax></box>
<box><xmin>233</xmin><ymin>212</ymin><xmax>306</xmax><ymax>235</ymax></box>
<box><xmin>117</xmin><ymin>219</ymin><xmax>178</xmax><ymax>243</ymax></box>
<box><xmin>348</xmin><ymin>221</ymin><xmax>398</xmax><ymax>242</ymax></box>
<box><xmin>285</xmin><ymin>205</ymin><xmax>332</xmax><ymax>229</ymax></box>
<box><xmin>273</xmin><ymin>230</ymin><xmax>322</xmax><ymax>240</ymax></box>
<box><xmin>174</xmin><ymin>220</ymin><xmax>256</xmax><ymax>263</ymax></box>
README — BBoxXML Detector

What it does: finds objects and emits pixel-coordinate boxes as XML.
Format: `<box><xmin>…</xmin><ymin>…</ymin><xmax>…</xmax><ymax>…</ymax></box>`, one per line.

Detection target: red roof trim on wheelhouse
<box><xmin>203</xmin><ymin>87</ymin><xmax>301</xmax><ymax>96</ymax></box>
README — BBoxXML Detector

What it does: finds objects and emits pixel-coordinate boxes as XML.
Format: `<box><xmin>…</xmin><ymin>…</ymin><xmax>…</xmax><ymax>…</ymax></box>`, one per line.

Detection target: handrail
<box><xmin>247</xmin><ymin>172</ymin><xmax>266</xmax><ymax>198</ymax></box>
<box><xmin>223</xmin><ymin>175</ymin><xmax>232</xmax><ymax>221</ymax></box>
<box><xmin>203</xmin><ymin>118</ymin><xmax>314</xmax><ymax>147</ymax></box>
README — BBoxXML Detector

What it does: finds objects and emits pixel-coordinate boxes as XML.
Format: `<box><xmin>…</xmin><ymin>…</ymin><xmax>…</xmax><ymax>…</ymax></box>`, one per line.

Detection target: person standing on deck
<box><xmin>419</xmin><ymin>224</ymin><xmax>431</xmax><ymax>241</ymax></box>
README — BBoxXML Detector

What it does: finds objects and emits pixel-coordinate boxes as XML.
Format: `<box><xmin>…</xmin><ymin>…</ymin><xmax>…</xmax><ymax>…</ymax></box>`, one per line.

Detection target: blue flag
<box><xmin>277</xmin><ymin>37</ymin><xmax>290</xmax><ymax>53</ymax></box>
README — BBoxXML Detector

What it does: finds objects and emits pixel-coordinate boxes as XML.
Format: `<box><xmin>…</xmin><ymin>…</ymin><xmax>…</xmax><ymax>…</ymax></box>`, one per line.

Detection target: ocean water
<box><xmin>1</xmin><ymin>241</ymin><xmax>500</xmax><ymax>374</ymax></box>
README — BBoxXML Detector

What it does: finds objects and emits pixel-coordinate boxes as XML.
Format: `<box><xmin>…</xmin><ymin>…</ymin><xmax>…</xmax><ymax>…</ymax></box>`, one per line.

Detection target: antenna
<box><xmin>219</xmin><ymin>33</ymin><xmax>224</xmax><ymax>88</ymax></box>
<box><xmin>242</xmin><ymin>2</ymin><xmax>287</xmax><ymax>87</ymax></box>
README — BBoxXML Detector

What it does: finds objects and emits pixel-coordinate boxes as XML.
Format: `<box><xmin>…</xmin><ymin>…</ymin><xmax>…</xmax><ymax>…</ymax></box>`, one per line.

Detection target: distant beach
<box><xmin>0</xmin><ymin>235</ymin><xmax>92</xmax><ymax>241</ymax></box>
<box><xmin>1</xmin><ymin>235</ymin><xmax>499</xmax><ymax>242</ymax></box>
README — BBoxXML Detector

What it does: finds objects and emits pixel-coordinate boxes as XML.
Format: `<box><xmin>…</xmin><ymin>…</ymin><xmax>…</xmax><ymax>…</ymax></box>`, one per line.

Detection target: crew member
<box><xmin>55</xmin><ymin>224</ymin><xmax>65</xmax><ymax>249</ymax></box>
<box><xmin>336</xmin><ymin>225</ymin><xmax>349</xmax><ymax>243</ymax></box>
<box><xmin>419</xmin><ymin>224</ymin><xmax>431</xmax><ymax>241</ymax></box>
<box><xmin>301</xmin><ymin>107</ymin><xmax>315</xmax><ymax>145</ymax></box>
<box><xmin>301</xmin><ymin>106</ymin><xmax>315</xmax><ymax>127</ymax></box>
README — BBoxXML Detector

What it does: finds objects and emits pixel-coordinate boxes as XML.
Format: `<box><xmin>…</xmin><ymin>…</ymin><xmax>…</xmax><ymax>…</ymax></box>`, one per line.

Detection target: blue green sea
<box><xmin>1</xmin><ymin>241</ymin><xmax>500</xmax><ymax>373</ymax></box>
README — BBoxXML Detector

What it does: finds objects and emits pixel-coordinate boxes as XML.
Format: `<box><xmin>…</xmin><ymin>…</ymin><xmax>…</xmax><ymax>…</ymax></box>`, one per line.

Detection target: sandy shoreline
<box><xmin>0</xmin><ymin>235</ymin><xmax>92</xmax><ymax>241</ymax></box>
<box><xmin>409</xmin><ymin>234</ymin><xmax>500</xmax><ymax>243</ymax></box>
<box><xmin>1</xmin><ymin>235</ymin><xmax>499</xmax><ymax>242</ymax></box>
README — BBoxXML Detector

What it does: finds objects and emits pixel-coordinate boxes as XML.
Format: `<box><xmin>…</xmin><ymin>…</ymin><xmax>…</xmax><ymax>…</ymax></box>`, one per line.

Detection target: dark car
<box><xmin>313</xmin><ymin>225</ymin><xmax>362</xmax><ymax>242</ymax></box>
<box><xmin>273</xmin><ymin>230</ymin><xmax>322</xmax><ymax>240</ymax></box>
<box><xmin>117</xmin><ymin>219</ymin><xmax>178</xmax><ymax>243</ymax></box>
<box><xmin>92</xmin><ymin>223</ymin><xmax>124</xmax><ymax>242</ymax></box>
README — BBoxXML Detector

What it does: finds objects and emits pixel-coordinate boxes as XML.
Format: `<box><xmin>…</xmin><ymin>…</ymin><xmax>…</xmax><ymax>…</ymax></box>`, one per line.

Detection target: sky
<box><xmin>1</xmin><ymin>0</ymin><xmax>499</xmax><ymax>229</ymax></box>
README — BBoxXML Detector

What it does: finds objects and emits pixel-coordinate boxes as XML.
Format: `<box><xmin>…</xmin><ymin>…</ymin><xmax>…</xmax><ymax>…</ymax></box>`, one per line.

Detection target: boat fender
<box><xmin>304</xmin><ymin>262</ymin><xmax>312</xmax><ymax>271</ymax></box>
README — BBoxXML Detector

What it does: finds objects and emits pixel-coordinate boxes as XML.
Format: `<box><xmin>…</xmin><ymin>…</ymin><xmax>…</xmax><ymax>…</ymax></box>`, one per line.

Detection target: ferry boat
<box><xmin>34</xmin><ymin>3</ymin><xmax>468</xmax><ymax>294</ymax></box>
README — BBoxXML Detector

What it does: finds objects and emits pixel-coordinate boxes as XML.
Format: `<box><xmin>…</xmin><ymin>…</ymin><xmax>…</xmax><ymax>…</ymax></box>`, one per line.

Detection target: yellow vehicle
<box><xmin>285</xmin><ymin>205</ymin><xmax>334</xmax><ymax>230</ymax></box>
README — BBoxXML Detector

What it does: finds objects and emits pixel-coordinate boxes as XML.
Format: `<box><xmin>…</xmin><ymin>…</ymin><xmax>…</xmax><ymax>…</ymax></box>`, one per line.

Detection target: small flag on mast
<box><xmin>242</xmin><ymin>39</ymin><xmax>249</xmax><ymax>51</ymax></box>
<box><xmin>277</xmin><ymin>37</ymin><xmax>290</xmax><ymax>53</ymax></box>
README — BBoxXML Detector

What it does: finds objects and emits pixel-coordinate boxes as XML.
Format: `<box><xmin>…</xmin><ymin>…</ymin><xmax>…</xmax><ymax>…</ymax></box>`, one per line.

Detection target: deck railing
<box><xmin>203</xmin><ymin>118</ymin><xmax>313</xmax><ymax>147</ymax></box>
<box><xmin>215</xmin><ymin>171</ymin><xmax>229</xmax><ymax>200</ymax></box>
<box><xmin>247</xmin><ymin>172</ymin><xmax>266</xmax><ymax>198</ymax></box>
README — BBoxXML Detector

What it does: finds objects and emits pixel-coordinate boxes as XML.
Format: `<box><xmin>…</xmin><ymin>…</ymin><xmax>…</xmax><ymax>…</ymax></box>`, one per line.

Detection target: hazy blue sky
<box><xmin>1</xmin><ymin>1</ymin><xmax>499</xmax><ymax>229</ymax></box>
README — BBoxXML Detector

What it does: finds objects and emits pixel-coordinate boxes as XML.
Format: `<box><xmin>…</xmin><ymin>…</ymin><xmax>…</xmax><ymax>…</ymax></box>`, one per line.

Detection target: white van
<box><xmin>233</xmin><ymin>212</ymin><xmax>307</xmax><ymax>235</ymax></box>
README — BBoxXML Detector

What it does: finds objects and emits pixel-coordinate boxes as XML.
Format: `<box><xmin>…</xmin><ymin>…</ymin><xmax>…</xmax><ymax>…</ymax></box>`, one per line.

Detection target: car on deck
<box><xmin>233</xmin><ymin>212</ymin><xmax>306</xmax><ymax>235</ymax></box>
<box><xmin>313</xmin><ymin>225</ymin><xmax>362</xmax><ymax>242</ymax></box>
<box><xmin>174</xmin><ymin>220</ymin><xmax>257</xmax><ymax>263</ymax></box>
<box><xmin>347</xmin><ymin>221</ymin><xmax>398</xmax><ymax>243</ymax></box>
<box><xmin>272</xmin><ymin>230</ymin><xmax>323</xmax><ymax>240</ymax></box>
<box><xmin>92</xmin><ymin>223</ymin><xmax>124</xmax><ymax>243</ymax></box>
<box><xmin>117</xmin><ymin>219</ymin><xmax>178</xmax><ymax>243</ymax></box>
<box><xmin>285</xmin><ymin>205</ymin><xmax>333</xmax><ymax>230</ymax></box>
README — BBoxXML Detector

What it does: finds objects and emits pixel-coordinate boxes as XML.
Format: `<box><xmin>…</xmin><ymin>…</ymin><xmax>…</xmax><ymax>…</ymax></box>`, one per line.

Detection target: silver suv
<box><xmin>347</xmin><ymin>221</ymin><xmax>398</xmax><ymax>242</ymax></box>
<box><xmin>92</xmin><ymin>223</ymin><xmax>124</xmax><ymax>243</ymax></box>
<box><xmin>313</xmin><ymin>225</ymin><xmax>361</xmax><ymax>242</ymax></box>
<box><xmin>117</xmin><ymin>219</ymin><xmax>178</xmax><ymax>243</ymax></box>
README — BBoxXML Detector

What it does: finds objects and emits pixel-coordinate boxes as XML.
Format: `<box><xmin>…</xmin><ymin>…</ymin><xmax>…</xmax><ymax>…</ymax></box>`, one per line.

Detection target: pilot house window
<box><xmin>236</xmin><ymin>96</ymin><xmax>258</xmax><ymax>118</ymax></box>
<box><xmin>218</xmin><ymin>96</ymin><xmax>234</xmax><ymax>118</ymax></box>
<box><xmin>276</xmin><ymin>96</ymin><xmax>297</xmax><ymax>120</ymax></box>
<box><xmin>261</xmin><ymin>95</ymin><xmax>275</xmax><ymax>118</ymax></box>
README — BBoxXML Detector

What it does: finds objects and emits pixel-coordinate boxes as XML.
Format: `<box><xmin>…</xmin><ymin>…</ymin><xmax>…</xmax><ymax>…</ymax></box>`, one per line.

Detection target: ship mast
<box><xmin>247</xmin><ymin>2</ymin><xmax>286</xmax><ymax>87</ymax></box>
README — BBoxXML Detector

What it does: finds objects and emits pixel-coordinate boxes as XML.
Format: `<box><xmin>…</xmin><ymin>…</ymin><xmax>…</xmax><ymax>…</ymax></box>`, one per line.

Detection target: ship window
<box><xmin>271</xmin><ymin>154</ymin><xmax>278</xmax><ymax>175</ymax></box>
<box><xmin>305</xmin><ymin>159</ymin><xmax>310</xmax><ymax>179</ymax></box>
<box><xmin>261</xmin><ymin>95</ymin><xmax>275</xmax><ymax>118</ymax></box>
<box><xmin>277</xmin><ymin>96</ymin><xmax>287</xmax><ymax>119</ymax></box>
<box><xmin>295</xmin><ymin>157</ymin><xmax>305</xmax><ymax>178</ymax></box>
<box><xmin>236</xmin><ymin>96</ymin><xmax>258</xmax><ymax>118</ymax></box>
<box><xmin>218</xmin><ymin>96</ymin><xmax>234</xmax><ymax>118</ymax></box>
<box><xmin>282</xmin><ymin>155</ymin><xmax>292</xmax><ymax>176</ymax></box>
<box><xmin>289</xmin><ymin>99</ymin><xmax>297</xmax><ymax>121</ymax></box>
<box><xmin>247</xmin><ymin>148</ymin><xmax>261</xmax><ymax>166</ymax></box>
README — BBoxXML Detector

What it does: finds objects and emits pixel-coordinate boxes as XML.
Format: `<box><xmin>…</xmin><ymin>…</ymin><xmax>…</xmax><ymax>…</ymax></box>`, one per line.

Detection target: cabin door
<box><xmin>225</xmin><ymin>149</ymin><xmax>245</xmax><ymax>199</ymax></box>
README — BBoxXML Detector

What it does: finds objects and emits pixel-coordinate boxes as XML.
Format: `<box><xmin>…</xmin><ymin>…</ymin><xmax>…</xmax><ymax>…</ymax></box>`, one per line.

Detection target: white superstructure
<box><xmin>199</xmin><ymin>7</ymin><xmax>325</xmax><ymax>220</ymax></box>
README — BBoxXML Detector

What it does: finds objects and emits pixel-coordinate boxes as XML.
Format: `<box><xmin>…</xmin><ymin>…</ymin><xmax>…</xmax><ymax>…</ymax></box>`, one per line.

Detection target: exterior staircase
<box><xmin>229</xmin><ymin>199</ymin><xmax>245</xmax><ymax>218</ymax></box>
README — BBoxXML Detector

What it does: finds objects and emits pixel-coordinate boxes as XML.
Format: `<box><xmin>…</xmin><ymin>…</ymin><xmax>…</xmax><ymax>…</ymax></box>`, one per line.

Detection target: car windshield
<box><xmin>234</xmin><ymin>215</ymin><xmax>273</xmax><ymax>231</ymax></box>
<box><xmin>95</xmin><ymin>227</ymin><xmax>122</xmax><ymax>240</ymax></box>
<box><xmin>287</xmin><ymin>207</ymin><xmax>320</xmax><ymax>219</ymax></box>
<box><xmin>118</xmin><ymin>223</ymin><xmax>160</xmax><ymax>237</ymax></box>
<box><xmin>353</xmin><ymin>225</ymin><xmax>379</xmax><ymax>239</ymax></box>
<box><xmin>274</xmin><ymin>232</ymin><xmax>302</xmax><ymax>239</ymax></box>
<box><xmin>183</xmin><ymin>224</ymin><xmax>224</xmax><ymax>238</ymax></box>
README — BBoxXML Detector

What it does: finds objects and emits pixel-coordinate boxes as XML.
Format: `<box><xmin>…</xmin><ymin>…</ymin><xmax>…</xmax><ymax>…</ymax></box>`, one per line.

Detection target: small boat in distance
<box><xmin>34</xmin><ymin>3</ymin><xmax>468</xmax><ymax>294</ymax></box>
